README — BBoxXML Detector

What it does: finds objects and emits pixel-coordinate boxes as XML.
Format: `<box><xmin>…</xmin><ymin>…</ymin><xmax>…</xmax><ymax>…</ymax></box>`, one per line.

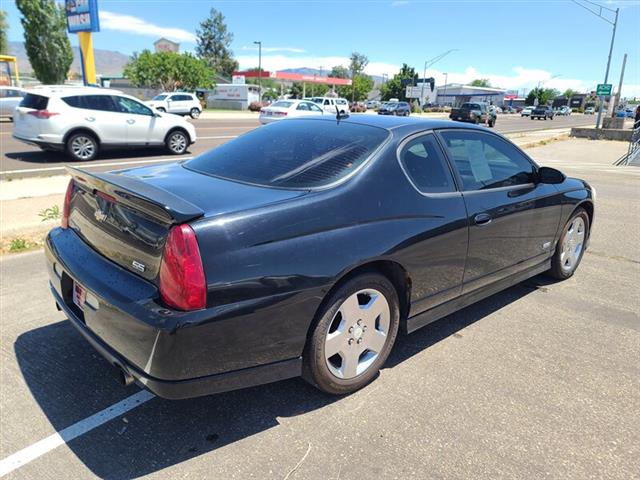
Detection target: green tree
<box><xmin>196</xmin><ymin>8</ymin><xmax>238</xmax><ymax>78</ymax></box>
<box><xmin>289</xmin><ymin>82</ymin><xmax>304</xmax><ymax>99</ymax></box>
<box><xmin>124</xmin><ymin>50</ymin><xmax>214</xmax><ymax>91</ymax></box>
<box><xmin>525</xmin><ymin>87</ymin><xmax>560</xmax><ymax>106</ymax></box>
<box><xmin>380</xmin><ymin>63</ymin><xmax>418</xmax><ymax>101</ymax></box>
<box><xmin>562</xmin><ymin>88</ymin><xmax>577</xmax><ymax>99</ymax></box>
<box><xmin>470</xmin><ymin>78</ymin><xmax>491</xmax><ymax>87</ymax></box>
<box><xmin>15</xmin><ymin>0</ymin><xmax>72</xmax><ymax>84</ymax></box>
<box><xmin>0</xmin><ymin>10</ymin><xmax>8</xmax><ymax>55</ymax></box>
<box><xmin>338</xmin><ymin>74</ymin><xmax>374</xmax><ymax>102</ymax></box>
<box><xmin>330</xmin><ymin>65</ymin><xmax>349</xmax><ymax>79</ymax></box>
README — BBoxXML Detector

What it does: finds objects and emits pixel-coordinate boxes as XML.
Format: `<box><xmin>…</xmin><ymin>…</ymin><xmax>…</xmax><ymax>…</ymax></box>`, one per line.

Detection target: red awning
<box><xmin>233</xmin><ymin>70</ymin><xmax>352</xmax><ymax>86</ymax></box>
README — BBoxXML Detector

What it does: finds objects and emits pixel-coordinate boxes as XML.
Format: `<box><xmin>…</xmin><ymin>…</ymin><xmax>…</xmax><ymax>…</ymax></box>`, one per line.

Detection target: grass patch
<box><xmin>38</xmin><ymin>205</ymin><xmax>61</xmax><ymax>222</ymax></box>
<box><xmin>9</xmin><ymin>238</ymin><xmax>29</xmax><ymax>252</ymax></box>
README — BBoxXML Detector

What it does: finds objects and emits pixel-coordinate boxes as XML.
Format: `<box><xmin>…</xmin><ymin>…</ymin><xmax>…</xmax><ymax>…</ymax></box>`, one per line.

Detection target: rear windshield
<box><xmin>186</xmin><ymin>119</ymin><xmax>389</xmax><ymax>189</ymax></box>
<box><xmin>20</xmin><ymin>93</ymin><xmax>49</xmax><ymax>110</ymax></box>
<box><xmin>271</xmin><ymin>101</ymin><xmax>293</xmax><ymax>108</ymax></box>
<box><xmin>462</xmin><ymin>103</ymin><xmax>480</xmax><ymax>109</ymax></box>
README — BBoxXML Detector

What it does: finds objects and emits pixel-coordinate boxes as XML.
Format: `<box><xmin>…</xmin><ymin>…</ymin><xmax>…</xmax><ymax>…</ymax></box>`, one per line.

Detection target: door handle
<box><xmin>85</xmin><ymin>117</ymin><xmax>95</xmax><ymax>122</ymax></box>
<box><xmin>474</xmin><ymin>213</ymin><xmax>492</xmax><ymax>226</ymax></box>
<box><xmin>126</xmin><ymin>119</ymin><xmax>135</xmax><ymax>124</ymax></box>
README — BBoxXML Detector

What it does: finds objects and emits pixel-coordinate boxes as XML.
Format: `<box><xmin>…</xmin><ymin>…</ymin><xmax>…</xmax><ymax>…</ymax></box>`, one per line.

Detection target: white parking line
<box><xmin>0</xmin><ymin>156</ymin><xmax>193</xmax><ymax>176</ymax></box>
<box><xmin>0</xmin><ymin>390</ymin><xmax>155</xmax><ymax>477</ymax></box>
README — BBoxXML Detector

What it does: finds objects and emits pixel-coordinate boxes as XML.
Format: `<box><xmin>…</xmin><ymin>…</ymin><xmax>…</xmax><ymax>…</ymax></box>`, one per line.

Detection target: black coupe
<box><xmin>45</xmin><ymin>115</ymin><xmax>594</xmax><ymax>399</ymax></box>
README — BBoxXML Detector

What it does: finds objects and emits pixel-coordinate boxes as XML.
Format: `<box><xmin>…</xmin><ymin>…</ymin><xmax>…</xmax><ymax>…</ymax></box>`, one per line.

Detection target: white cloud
<box><xmin>391</xmin><ymin>1</ymin><xmax>410</xmax><ymax>6</ymax></box>
<box><xmin>241</xmin><ymin>46</ymin><xmax>306</xmax><ymax>53</ymax></box>
<box><xmin>99</xmin><ymin>11</ymin><xmax>196</xmax><ymax>43</ymax></box>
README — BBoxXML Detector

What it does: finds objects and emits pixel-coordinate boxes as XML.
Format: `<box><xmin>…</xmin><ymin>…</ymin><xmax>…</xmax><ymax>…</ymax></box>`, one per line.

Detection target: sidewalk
<box><xmin>0</xmin><ymin>129</ymin><xmax>581</xmax><ymax>253</ymax></box>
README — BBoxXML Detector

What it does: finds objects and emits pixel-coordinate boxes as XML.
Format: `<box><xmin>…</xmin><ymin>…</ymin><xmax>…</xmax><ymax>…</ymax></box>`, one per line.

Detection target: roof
<box><xmin>297</xmin><ymin>114</ymin><xmax>488</xmax><ymax>134</ymax></box>
<box><xmin>26</xmin><ymin>85</ymin><xmax>123</xmax><ymax>96</ymax></box>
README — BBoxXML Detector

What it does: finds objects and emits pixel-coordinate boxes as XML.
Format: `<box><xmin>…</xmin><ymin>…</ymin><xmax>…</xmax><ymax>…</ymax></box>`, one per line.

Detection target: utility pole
<box><xmin>254</xmin><ymin>40</ymin><xmax>262</xmax><ymax>103</ymax></box>
<box><xmin>572</xmin><ymin>1</ymin><xmax>619</xmax><ymax>128</ymax></box>
<box><xmin>442</xmin><ymin>73</ymin><xmax>448</xmax><ymax>106</ymax></box>
<box><xmin>420</xmin><ymin>49</ymin><xmax>458</xmax><ymax>106</ymax></box>
<box><xmin>612</xmin><ymin>53</ymin><xmax>627</xmax><ymax>117</ymax></box>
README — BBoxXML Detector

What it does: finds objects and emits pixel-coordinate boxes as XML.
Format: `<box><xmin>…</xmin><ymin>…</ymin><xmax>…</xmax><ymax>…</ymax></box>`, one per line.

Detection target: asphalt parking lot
<box><xmin>0</xmin><ymin>138</ymin><xmax>638</xmax><ymax>479</ymax></box>
<box><xmin>0</xmin><ymin>113</ymin><xmax>596</xmax><ymax>178</ymax></box>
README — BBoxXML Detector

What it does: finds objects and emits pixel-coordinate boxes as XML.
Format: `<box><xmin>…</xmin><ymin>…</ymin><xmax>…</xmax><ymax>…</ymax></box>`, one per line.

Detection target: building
<box><xmin>435</xmin><ymin>84</ymin><xmax>507</xmax><ymax>107</ymax></box>
<box><xmin>154</xmin><ymin>38</ymin><xmax>180</xmax><ymax>53</ymax></box>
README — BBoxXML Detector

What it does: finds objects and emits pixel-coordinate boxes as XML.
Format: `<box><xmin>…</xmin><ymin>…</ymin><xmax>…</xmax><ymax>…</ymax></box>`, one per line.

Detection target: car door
<box><xmin>437</xmin><ymin>129</ymin><xmax>562</xmax><ymax>293</ymax></box>
<box><xmin>397</xmin><ymin>132</ymin><xmax>469</xmax><ymax>314</ymax></box>
<box><xmin>166</xmin><ymin>94</ymin><xmax>187</xmax><ymax>114</ymax></box>
<box><xmin>113</xmin><ymin>96</ymin><xmax>161</xmax><ymax>145</ymax></box>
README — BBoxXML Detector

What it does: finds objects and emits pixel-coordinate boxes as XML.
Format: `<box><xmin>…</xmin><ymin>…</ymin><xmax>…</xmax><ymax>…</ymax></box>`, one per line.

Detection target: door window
<box><xmin>439</xmin><ymin>130</ymin><xmax>535</xmax><ymax>191</ymax></box>
<box><xmin>399</xmin><ymin>134</ymin><xmax>455</xmax><ymax>193</ymax></box>
<box><xmin>115</xmin><ymin>96</ymin><xmax>154</xmax><ymax>116</ymax></box>
<box><xmin>62</xmin><ymin>95</ymin><xmax>118</xmax><ymax>112</ymax></box>
<box><xmin>309</xmin><ymin>103</ymin><xmax>323</xmax><ymax>112</ymax></box>
<box><xmin>296</xmin><ymin>102</ymin><xmax>310</xmax><ymax>111</ymax></box>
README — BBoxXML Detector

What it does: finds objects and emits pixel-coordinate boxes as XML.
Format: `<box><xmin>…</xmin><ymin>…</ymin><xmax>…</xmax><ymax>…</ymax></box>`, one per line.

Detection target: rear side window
<box><xmin>20</xmin><ymin>93</ymin><xmax>49</xmax><ymax>110</ymax></box>
<box><xmin>400</xmin><ymin>134</ymin><xmax>455</xmax><ymax>193</ymax></box>
<box><xmin>62</xmin><ymin>95</ymin><xmax>117</xmax><ymax>112</ymax></box>
<box><xmin>186</xmin><ymin>119</ymin><xmax>389</xmax><ymax>189</ymax></box>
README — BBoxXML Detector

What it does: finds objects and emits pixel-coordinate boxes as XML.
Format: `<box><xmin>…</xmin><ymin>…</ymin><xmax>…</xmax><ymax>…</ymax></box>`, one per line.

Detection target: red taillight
<box><xmin>159</xmin><ymin>224</ymin><xmax>206</xmax><ymax>311</ymax></box>
<box><xmin>28</xmin><ymin>110</ymin><xmax>60</xmax><ymax>119</ymax></box>
<box><xmin>61</xmin><ymin>179</ymin><xmax>74</xmax><ymax>229</ymax></box>
<box><xmin>274</xmin><ymin>111</ymin><xmax>287</xmax><ymax>117</ymax></box>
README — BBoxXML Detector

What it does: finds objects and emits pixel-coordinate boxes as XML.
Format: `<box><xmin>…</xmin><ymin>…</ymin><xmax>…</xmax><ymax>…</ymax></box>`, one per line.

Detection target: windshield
<box><xmin>186</xmin><ymin>119</ymin><xmax>389</xmax><ymax>189</ymax></box>
<box><xmin>462</xmin><ymin>103</ymin><xmax>481</xmax><ymax>109</ymax></box>
<box><xmin>152</xmin><ymin>94</ymin><xmax>168</xmax><ymax>100</ymax></box>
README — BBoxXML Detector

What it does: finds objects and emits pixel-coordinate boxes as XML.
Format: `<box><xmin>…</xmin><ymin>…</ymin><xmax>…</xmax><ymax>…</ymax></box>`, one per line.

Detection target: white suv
<box><xmin>310</xmin><ymin>97</ymin><xmax>350</xmax><ymax>115</ymax></box>
<box><xmin>0</xmin><ymin>86</ymin><xmax>26</xmax><ymax>120</ymax></box>
<box><xmin>145</xmin><ymin>92</ymin><xmax>202</xmax><ymax>118</ymax></box>
<box><xmin>12</xmin><ymin>86</ymin><xmax>196</xmax><ymax>161</ymax></box>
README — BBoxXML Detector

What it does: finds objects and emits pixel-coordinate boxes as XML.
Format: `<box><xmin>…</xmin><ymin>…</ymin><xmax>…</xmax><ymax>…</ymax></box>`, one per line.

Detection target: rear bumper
<box><xmin>45</xmin><ymin>227</ymin><xmax>304</xmax><ymax>399</ymax></box>
<box><xmin>13</xmin><ymin>134</ymin><xmax>64</xmax><ymax>151</ymax></box>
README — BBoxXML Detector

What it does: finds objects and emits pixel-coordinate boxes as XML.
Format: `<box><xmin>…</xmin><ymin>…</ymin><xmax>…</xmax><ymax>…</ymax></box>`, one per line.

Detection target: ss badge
<box><xmin>132</xmin><ymin>260</ymin><xmax>146</xmax><ymax>273</ymax></box>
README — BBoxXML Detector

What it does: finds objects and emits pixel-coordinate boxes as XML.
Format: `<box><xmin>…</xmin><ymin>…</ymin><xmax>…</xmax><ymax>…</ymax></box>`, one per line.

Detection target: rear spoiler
<box><xmin>66</xmin><ymin>166</ymin><xmax>204</xmax><ymax>225</ymax></box>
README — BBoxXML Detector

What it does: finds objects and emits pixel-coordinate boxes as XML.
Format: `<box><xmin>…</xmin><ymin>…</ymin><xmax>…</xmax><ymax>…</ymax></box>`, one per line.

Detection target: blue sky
<box><xmin>5</xmin><ymin>0</ymin><xmax>640</xmax><ymax>95</ymax></box>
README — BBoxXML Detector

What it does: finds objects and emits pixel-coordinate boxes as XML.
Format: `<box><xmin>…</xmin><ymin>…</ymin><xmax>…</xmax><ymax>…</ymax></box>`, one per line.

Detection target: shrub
<box><xmin>248</xmin><ymin>101</ymin><xmax>263</xmax><ymax>112</ymax></box>
<box><xmin>9</xmin><ymin>238</ymin><xmax>28</xmax><ymax>252</ymax></box>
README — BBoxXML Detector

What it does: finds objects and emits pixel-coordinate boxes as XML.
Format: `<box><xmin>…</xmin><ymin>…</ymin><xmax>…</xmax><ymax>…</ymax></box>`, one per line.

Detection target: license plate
<box><xmin>73</xmin><ymin>282</ymin><xmax>86</xmax><ymax>310</ymax></box>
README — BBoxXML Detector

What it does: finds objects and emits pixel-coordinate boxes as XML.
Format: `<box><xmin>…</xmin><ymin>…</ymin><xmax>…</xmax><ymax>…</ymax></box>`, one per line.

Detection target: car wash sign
<box><xmin>66</xmin><ymin>0</ymin><xmax>100</xmax><ymax>33</ymax></box>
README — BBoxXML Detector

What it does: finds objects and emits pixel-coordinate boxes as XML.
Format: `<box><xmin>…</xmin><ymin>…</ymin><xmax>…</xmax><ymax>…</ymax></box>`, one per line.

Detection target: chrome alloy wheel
<box><xmin>71</xmin><ymin>136</ymin><xmax>95</xmax><ymax>160</ymax></box>
<box><xmin>324</xmin><ymin>289</ymin><xmax>391</xmax><ymax>380</ymax></box>
<box><xmin>169</xmin><ymin>132</ymin><xmax>187</xmax><ymax>153</ymax></box>
<box><xmin>560</xmin><ymin>216</ymin><xmax>585</xmax><ymax>273</ymax></box>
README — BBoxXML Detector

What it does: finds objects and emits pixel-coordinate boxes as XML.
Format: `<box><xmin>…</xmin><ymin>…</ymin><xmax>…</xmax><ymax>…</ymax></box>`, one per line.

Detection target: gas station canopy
<box><xmin>233</xmin><ymin>70</ymin><xmax>352</xmax><ymax>86</ymax></box>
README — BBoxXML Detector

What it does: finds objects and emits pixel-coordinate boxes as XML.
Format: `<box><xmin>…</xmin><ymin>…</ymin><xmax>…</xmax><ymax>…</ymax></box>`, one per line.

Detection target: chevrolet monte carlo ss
<box><xmin>45</xmin><ymin>115</ymin><xmax>594</xmax><ymax>399</ymax></box>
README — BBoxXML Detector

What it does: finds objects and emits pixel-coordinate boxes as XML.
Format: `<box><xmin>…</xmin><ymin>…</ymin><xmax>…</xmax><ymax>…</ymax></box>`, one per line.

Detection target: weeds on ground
<box><xmin>9</xmin><ymin>238</ymin><xmax>29</xmax><ymax>252</ymax></box>
<box><xmin>38</xmin><ymin>205</ymin><xmax>61</xmax><ymax>221</ymax></box>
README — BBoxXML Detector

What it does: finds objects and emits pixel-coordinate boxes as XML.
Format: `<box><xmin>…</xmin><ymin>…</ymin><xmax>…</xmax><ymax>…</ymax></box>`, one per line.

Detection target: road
<box><xmin>0</xmin><ymin>138</ymin><xmax>637</xmax><ymax>479</ymax></box>
<box><xmin>0</xmin><ymin>113</ymin><xmax>596</xmax><ymax>178</ymax></box>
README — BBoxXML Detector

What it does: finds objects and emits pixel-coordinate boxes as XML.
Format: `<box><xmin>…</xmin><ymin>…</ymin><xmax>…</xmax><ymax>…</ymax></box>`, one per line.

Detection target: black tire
<box><xmin>303</xmin><ymin>273</ymin><xmax>400</xmax><ymax>395</ymax></box>
<box><xmin>548</xmin><ymin>208</ymin><xmax>590</xmax><ymax>280</ymax></box>
<box><xmin>156</xmin><ymin>107</ymin><xmax>166</xmax><ymax>113</ymax></box>
<box><xmin>489</xmin><ymin>118</ymin><xmax>495</xmax><ymax>128</ymax></box>
<box><xmin>66</xmin><ymin>132</ymin><xmax>98</xmax><ymax>161</ymax></box>
<box><xmin>190</xmin><ymin>108</ymin><xmax>201</xmax><ymax>119</ymax></box>
<box><xmin>165</xmin><ymin>129</ymin><xmax>189</xmax><ymax>155</ymax></box>
<box><xmin>531</xmin><ymin>116</ymin><xmax>535</xmax><ymax>120</ymax></box>
<box><xmin>474</xmin><ymin>117</ymin><xmax>480</xmax><ymax>124</ymax></box>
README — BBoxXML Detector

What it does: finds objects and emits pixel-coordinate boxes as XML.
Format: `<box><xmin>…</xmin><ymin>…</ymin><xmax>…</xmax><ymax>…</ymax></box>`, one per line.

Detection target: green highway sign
<box><xmin>596</xmin><ymin>83</ymin><xmax>612</xmax><ymax>96</ymax></box>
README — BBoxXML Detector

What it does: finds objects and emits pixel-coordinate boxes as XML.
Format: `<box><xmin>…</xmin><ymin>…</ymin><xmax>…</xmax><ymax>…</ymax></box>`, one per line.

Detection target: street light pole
<box><xmin>253</xmin><ymin>41</ymin><xmax>262</xmax><ymax>103</ymax></box>
<box><xmin>596</xmin><ymin>7</ymin><xmax>619</xmax><ymax>129</ymax></box>
<box><xmin>442</xmin><ymin>73</ymin><xmax>448</xmax><ymax>106</ymax></box>
<box><xmin>419</xmin><ymin>49</ymin><xmax>458</xmax><ymax>106</ymax></box>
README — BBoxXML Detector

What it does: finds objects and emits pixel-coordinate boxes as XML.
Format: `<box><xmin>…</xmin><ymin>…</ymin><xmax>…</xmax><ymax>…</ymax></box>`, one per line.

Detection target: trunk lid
<box><xmin>67</xmin><ymin>163</ymin><xmax>307</xmax><ymax>281</ymax></box>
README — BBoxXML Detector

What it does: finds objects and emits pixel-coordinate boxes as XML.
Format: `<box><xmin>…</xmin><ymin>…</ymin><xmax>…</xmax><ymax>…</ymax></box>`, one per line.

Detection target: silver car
<box><xmin>0</xmin><ymin>86</ymin><xmax>26</xmax><ymax>120</ymax></box>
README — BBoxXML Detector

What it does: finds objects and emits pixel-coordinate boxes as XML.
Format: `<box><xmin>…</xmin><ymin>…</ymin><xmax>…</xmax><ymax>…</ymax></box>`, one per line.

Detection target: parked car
<box><xmin>378</xmin><ymin>101</ymin><xmax>410</xmax><ymax>116</ymax></box>
<box><xmin>13</xmin><ymin>86</ymin><xmax>196</xmax><ymax>161</ymax></box>
<box><xmin>531</xmin><ymin>105</ymin><xmax>554</xmax><ymax>120</ymax></box>
<box><xmin>556</xmin><ymin>106</ymin><xmax>571</xmax><ymax>116</ymax></box>
<box><xmin>44</xmin><ymin>115</ymin><xmax>594</xmax><ymax>399</ymax></box>
<box><xmin>521</xmin><ymin>106</ymin><xmax>534</xmax><ymax>117</ymax></box>
<box><xmin>311</xmin><ymin>96</ymin><xmax>350</xmax><ymax>115</ymax></box>
<box><xmin>0</xmin><ymin>86</ymin><xmax>26</xmax><ymax>120</ymax></box>
<box><xmin>365</xmin><ymin>100</ymin><xmax>380</xmax><ymax>110</ymax></box>
<box><xmin>145</xmin><ymin>92</ymin><xmax>202</xmax><ymax>119</ymax></box>
<box><xmin>449</xmin><ymin>102</ymin><xmax>496</xmax><ymax>127</ymax></box>
<box><xmin>259</xmin><ymin>99</ymin><xmax>324</xmax><ymax>124</ymax></box>
<box><xmin>584</xmin><ymin>107</ymin><xmax>596</xmax><ymax>115</ymax></box>
<box><xmin>350</xmin><ymin>101</ymin><xmax>367</xmax><ymax>113</ymax></box>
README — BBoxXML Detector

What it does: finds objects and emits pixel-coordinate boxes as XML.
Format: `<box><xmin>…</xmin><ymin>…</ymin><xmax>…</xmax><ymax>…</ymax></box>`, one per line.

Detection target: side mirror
<box><xmin>537</xmin><ymin>166</ymin><xmax>565</xmax><ymax>184</ymax></box>
<box><xmin>153</xmin><ymin>112</ymin><xmax>162</xmax><ymax>118</ymax></box>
